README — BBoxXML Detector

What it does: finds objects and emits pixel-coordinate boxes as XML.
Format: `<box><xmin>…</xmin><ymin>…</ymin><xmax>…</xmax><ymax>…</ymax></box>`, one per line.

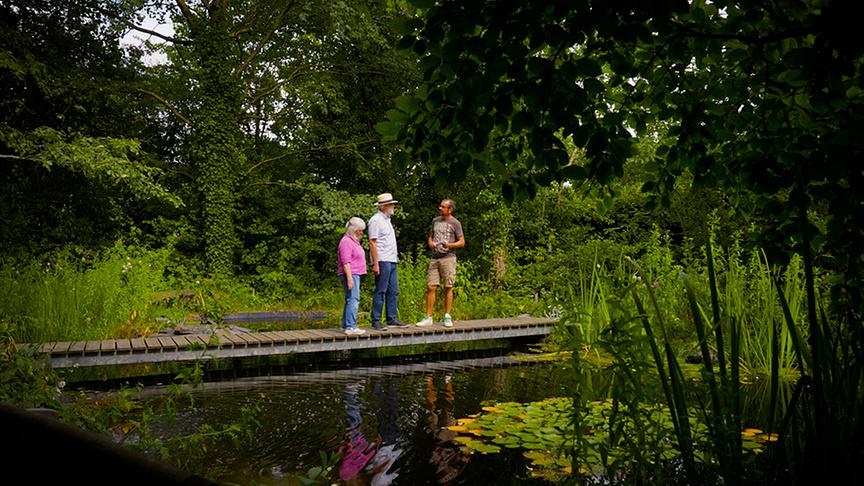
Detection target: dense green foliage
<box><xmin>382</xmin><ymin>0</ymin><xmax>864</xmax><ymax>296</ymax></box>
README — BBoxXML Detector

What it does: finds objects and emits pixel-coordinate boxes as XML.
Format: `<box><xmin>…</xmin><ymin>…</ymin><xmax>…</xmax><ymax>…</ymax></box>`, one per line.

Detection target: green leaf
<box><xmin>386</xmin><ymin>109</ymin><xmax>410</xmax><ymax>122</ymax></box>
<box><xmin>561</xmin><ymin>165</ymin><xmax>586</xmax><ymax>180</ymax></box>
<box><xmin>375</xmin><ymin>121</ymin><xmax>401</xmax><ymax>138</ymax></box>
<box><xmin>574</xmin><ymin>57</ymin><xmax>602</xmax><ymax>77</ymax></box>
<box><xmin>394</xmin><ymin>95</ymin><xmax>421</xmax><ymax>114</ymax></box>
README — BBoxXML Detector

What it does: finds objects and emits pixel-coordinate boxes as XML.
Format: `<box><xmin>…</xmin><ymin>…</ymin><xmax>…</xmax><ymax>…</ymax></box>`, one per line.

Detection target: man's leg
<box><xmin>426</xmin><ymin>284</ymin><xmax>437</xmax><ymax>317</ymax></box>
<box><xmin>371</xmin><ymin>266</ymin><xmax>389</xmax><ymax>328</ymax></box>
<box><xmin>383</xmin><ymin>262</ymin><xmax>400</xmax><ymax>324</ymax></box>
<box><xmin>444</xmin><ymin>286</ymin><xmax>454</xmax><ymax>315</ymax></box>
<box><xmin>442</xmin><ymin>258</ymin><xmax>457</xmax><ymax>327</ymax></box>
<box><xmin>416</xmin><ymin>260</ymin><xmax>438</xmax><ymax>326</ymax></box>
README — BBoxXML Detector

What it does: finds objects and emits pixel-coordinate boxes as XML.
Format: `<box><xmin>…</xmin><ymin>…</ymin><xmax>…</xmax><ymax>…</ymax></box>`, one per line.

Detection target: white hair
<box><xmin>345</xmin><ymin>216</ymin><xmax>366</xmax><ymax>235</ymax></box>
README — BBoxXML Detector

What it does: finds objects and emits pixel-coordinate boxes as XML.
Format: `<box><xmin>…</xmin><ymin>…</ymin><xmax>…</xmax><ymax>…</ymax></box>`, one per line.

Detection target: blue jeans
<box><xmin>340</xmin><ymin>274</ymin><xmax>361</xmax><ymax>330</ymax></box>
<box><xmin>371</xmin><ymin>261</ymin><xmax>399</xmax><ymax>325</ymax></box>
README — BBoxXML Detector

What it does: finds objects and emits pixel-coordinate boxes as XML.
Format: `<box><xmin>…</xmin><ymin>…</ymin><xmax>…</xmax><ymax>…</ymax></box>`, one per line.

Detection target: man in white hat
<box><xmin>368</xmin><ymin>193</ymin><xmax>409</xmax><ymax>330</ymax></box>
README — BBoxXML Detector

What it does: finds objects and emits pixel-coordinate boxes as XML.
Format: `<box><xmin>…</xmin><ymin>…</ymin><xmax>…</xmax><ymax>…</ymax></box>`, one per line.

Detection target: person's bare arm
<box><xmin>444</xmin><ymin>235</ymin><xmax>465</xmax><ymax>249</ymax></box>
<box><xmin>343</xmin><ymin>263</ymin><xmax>353</xmax><ymax>289</ymax></box>
<box><xmin>369</xmin><ymin>239</ymin><xmax>380</xmax><ymax>275</ymax></box>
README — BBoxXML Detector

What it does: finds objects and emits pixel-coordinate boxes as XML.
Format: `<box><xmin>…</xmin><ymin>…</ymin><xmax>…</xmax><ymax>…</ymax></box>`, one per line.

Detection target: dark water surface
<box><xmin>138</xmin><ymin>350</ymin><xmax>576</xmax><ymax>485</ymax></box>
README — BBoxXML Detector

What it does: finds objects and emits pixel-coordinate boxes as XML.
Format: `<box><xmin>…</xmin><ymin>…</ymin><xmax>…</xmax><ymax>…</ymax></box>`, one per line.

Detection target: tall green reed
<box><xmin>621</xmin><ymin>229</ymin><xmax>855</xmax><ymax>484</ymax></box>
<box><xmin>768</xmin><ymin>211</ymin><xmax>864</xmax><ymax>483</ymax></box>
<box><xmin>558</xmin><ymin>255</ymin><xmax>615</xmax><ymax>348</ymax></box>
<box><xmin>721</xmin><ymin>243</ymin><xmax>806</xmax><ymax>377</ymax></box>
<box><xmin>0</xmin><ymin>244</ymin><xmax>173</xmax><ymax>342</ymax></box>
<box><xmin>626</xmin><ymin>243</ymin><xmax>746</xmax><ymax>483</ymax></box>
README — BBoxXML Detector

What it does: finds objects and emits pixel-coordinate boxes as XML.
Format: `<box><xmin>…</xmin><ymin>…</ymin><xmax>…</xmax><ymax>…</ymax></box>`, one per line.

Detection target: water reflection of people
<box><xmin>340</xmin><ymin>382</ymin><xmax>379</xmax><ymax>484</ymax></box>
<box><xmin>366</xmin><ymin>377</ymin><xmax>404</xmax><ymax>485</ymax></box>
<box><xmin>425</xmin><ymin>375</ymin><xmax>470</xmax><ymax>484</ymax></box>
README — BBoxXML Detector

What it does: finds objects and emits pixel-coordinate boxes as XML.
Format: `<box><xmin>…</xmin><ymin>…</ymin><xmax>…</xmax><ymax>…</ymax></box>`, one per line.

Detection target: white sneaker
<box><xmin>443</xmin><ymin>314</ymin><xmax>453</xmax><ymax>327</ymax></box>
<box><xmin>344</xmin><ymin>328</ymin><xmax>365</xmax><ymax>335</ymax></box>
<box><xmin>415</xmin><ymin>316</ymin><xmax>433</xmax><ymax>327</ymax></box>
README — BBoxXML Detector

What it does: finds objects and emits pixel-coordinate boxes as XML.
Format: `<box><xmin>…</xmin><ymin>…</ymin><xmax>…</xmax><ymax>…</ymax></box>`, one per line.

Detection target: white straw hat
<box><xmin>374</xmin><ymin>193</ymin><xmax>399</xmax><ymax>206</ymax></box>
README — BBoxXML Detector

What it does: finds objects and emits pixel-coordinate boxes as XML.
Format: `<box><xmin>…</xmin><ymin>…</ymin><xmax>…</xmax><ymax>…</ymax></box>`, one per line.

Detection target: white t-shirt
<box><xmin>368</xmin><ymin>211</ymin><xmax>398</xmax><ymax>262</ymax></box>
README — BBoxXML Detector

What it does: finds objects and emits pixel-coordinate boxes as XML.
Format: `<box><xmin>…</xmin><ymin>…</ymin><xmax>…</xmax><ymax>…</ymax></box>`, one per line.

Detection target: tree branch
<box><xmin>235</xmin><ymin>0</ymin><xmax>299</xmax><ymax>77</ymax></box>
<box><xmin>0</xmin><ymin>154</ymin><xmax>36</xmax><ymax>162</ymax></box>
<box><xmin>136</xmin><ymin>88</ymin><xmax>193</xmax><ymax>127</ymax></box>
<box><xmin>125</xmin><ymin>22</ymin><xmax>191</xmax><ymax>45</ymax></box>
<box><xmin>243</xmin><ymin>139</ymin><xmax>377</xmax><ymax>177</ymax></box>
<box><xmin>247</xmin><ymin>68</ymin><xmax>307</xmax><ymax>104</ymax></box>
<box><xmin>174</xmin><ymin>0</ymin><xmax>196</xmax><ymax>26</ymax></box>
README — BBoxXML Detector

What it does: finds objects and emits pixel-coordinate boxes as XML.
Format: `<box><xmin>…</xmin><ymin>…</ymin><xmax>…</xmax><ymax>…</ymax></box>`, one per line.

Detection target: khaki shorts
<box><xmin>427</xmin><ymin>256</ymin><xmax>457</xmax><ymax>287</ymax></box>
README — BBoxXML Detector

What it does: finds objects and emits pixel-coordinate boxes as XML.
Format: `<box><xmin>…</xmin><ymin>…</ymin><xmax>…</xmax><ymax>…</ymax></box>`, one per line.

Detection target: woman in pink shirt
<box><xmin>338</xmin><ymin>217</ymin><xmax>368</xmax><ymax>335</ymax></box>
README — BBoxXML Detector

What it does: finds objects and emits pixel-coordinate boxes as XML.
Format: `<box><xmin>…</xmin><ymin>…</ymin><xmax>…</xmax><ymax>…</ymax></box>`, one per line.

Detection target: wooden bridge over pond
<box><xmin>29</xmin><ymin>316</ymin><xmax>558</xmax><ymax>369</ymax></box>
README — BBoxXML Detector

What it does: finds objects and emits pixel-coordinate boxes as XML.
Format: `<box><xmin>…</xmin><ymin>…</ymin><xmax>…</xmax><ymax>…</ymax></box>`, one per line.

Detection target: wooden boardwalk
<box><xmin>30</xmin><ymin>316</ymin><xmax>557</xmax><ymax>369</ymax></box>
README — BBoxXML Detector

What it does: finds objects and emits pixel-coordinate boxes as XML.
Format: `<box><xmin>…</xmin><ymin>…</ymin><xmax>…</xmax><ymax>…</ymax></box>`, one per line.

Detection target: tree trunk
<box><xmin>188</xmin><ymin>1</ymin><xmax>244</xmax><ymax>277</ymax></box>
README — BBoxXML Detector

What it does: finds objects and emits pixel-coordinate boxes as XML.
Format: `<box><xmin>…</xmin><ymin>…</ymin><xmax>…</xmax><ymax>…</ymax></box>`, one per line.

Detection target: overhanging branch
<box><xmin>125</xmin><ymin>22</ymin><xmax>191</xmax><ymax>45</ymax></box>
<box><xmin>243</xmin><ymin>139</ymin><xmax>377</xmax><ymax>177</ymax></box>
<box><xmin>136</xmin><ymin>88</ymin><xmax>193</xmax><ymax>127</ymax></box>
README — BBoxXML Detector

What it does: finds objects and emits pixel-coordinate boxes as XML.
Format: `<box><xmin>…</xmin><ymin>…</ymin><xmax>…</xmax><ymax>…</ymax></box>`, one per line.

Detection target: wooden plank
<box><xmin>130</xmin><ymin>338</ymin><xmax>147</xmax><ymax>352</ymax></box>
<box><xmin>84</xmin><ymin>341</ymin><xmax>102</xmax><ymax>354</ymax></box>
<box><xmin>271</xmin><ymin>331</ymin><xmax>300</xmax><ymax>344</ymax></box>
<box><xmin>100</xmin><ymin>340</ymin><xmax>116</xmax><ymax>353</ymax></box>
<box><xmin>144</xmin><ymin>337</ymin><xmax>162</xmax><ymax>350</ymax></box>
<box><xmin>383</xmin><ymin>326</ymin><xmax>412</xmax><ymax>336</ymax></box>
<box><xmin>305</xmin><ymin>329</ymin><xmax>334</xmax><ymax>341</ymax></box>
<box><xmin>315</xmin><ymin>329</ymin><xmax>345</xmax><ymax>339</ymax></box>
<box><xmin>232</xmin><ymin>332</ymin><xmax>260</xmax><ymax>345</ymax></box>
<box><xmin>49</xmin><ymin>342</ymin><xmax>72</xmax><ymax>354</ymax></box>
<box><xmin>292</xmin><ymin>330</ymin><xmax>318</xmax><ymax>342</ymax></box>
<box><xmin>35</xmin><ymin>343</ymin><xmax>55</xmax><ymax>354</ymax></box>
<box><xmin>157</xmin><ymin>336</ymin><xmax>177</xmax><ymax>350</ymax></box>
<box><xmin>184</xmin><ymin>334</ymin><xmax>209</xmax><ymax>347</ymax></box>
<box><xmin>205</xmin><ymin>333</ymin><xmax>228</xmax><ymax>347</ymax></box>
<box><xmin>217</xmin><ymin>331</ymin><xmax>245</xmax><ymax>346</ymax></box>
<box><xmin>115</xmin><ymin>339</ymin><xmax>131</xmax><ymax>353</ymax></box>
<box><xmin>254</xmin><ymin>331</ymin><xmax>279</xmax><ymax>344</ymax></box>
<box><xmin>171</xmin><ymin>336</ymin><xmax>190</xmax><ymax>348</ymax></box>
<box><xmin>68</xmin><ymin>341</ymin><xmax>86</xmax><ymax>354</ymax></box>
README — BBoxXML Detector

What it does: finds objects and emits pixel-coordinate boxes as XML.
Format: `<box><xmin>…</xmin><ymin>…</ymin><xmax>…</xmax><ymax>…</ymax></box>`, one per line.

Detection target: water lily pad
<box><xmin>473</xmin><ymin>443</ymin><xmax>502</xmax><ymax>454</ymax></box>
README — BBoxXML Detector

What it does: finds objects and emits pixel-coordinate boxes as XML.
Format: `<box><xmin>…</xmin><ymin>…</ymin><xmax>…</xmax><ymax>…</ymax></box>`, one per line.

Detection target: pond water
<box><xmin>120</xmin><ymin>346</ymin><xmax>789</xmax><ymax>486</ymax></box>
<box><xmin>136</xmin><ymin>348</ymin><xmax>577</xmax><ymax>485</ymax></box>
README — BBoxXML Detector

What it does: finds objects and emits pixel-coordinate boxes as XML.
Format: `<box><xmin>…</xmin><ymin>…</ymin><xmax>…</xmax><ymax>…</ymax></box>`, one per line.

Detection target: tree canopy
<box><xmin>380</xmin><ymin>0</ymin><xmax>864</xmax><ymax>296</ymax></box>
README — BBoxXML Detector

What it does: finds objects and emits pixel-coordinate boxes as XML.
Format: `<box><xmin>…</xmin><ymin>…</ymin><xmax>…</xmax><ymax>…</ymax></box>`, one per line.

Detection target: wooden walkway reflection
<box><xmin>30</xmin><ymin>316</ymin><xmax>557</xmax><ymax>369</ymax></box>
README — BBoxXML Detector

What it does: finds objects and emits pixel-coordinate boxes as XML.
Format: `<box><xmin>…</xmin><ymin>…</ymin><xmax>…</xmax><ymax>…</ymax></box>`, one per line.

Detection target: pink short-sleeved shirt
<box><xmin>337</xmin><ymin>235</ymin><xmax>367</xmax><ymax>276</ymax></box>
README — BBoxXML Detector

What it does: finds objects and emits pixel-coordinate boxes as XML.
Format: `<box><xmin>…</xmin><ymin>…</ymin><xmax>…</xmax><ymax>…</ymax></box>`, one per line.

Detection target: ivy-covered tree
<box><xmin>129</xmin><ymin>0</ymin><xmax>419</xmax><ymax>276</ymax></box>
